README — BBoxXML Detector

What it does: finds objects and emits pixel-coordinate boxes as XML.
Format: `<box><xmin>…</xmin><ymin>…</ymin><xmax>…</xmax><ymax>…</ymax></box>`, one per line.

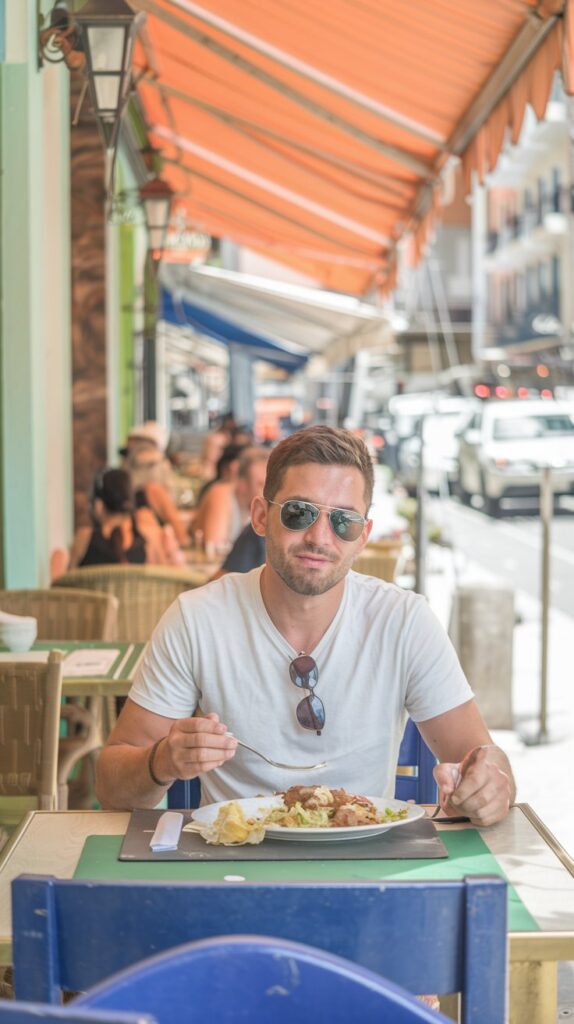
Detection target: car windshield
<box><xmin>492</xmin><ymin>414</ymin><xmax>574</xmax><ymax>441</ymax></box>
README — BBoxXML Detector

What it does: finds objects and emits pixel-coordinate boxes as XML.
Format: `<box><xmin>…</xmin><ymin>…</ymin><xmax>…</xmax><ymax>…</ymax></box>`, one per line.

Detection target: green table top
<box><xmin>31</xmin><ymin>641</ymin><xmax>145</xmax><ymax>679</ymax></box>
<box><xmin>75</xmin><ymin>829</ymin><xmax>538</xmax><ymax>932</ymax></box>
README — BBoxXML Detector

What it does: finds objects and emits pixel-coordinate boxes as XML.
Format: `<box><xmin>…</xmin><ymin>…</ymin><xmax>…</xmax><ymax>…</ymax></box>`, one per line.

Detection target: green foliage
<box><xmin>396</xmin><ymin>497</ymin><xmax>442</xmax><ymax>544</ymax></box>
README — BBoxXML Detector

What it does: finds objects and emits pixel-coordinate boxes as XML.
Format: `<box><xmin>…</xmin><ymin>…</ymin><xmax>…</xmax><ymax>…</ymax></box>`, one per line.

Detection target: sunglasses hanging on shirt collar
<box><xmin>289</xmin><ymin>654</ymin><xmax>325</xmax><ymax>735</ymax></box>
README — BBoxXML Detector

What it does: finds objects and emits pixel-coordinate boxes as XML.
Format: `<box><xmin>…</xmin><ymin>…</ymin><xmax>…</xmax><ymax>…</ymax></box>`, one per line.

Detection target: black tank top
<box><xmin>134</xmin><ymin>487</ymin><xmax>166</xmax><ymax>527</ymax></box>
<box><xmin>79</xmin><ymin>519</ymin><xmax>146</xmax><ymax>566</ymax></box>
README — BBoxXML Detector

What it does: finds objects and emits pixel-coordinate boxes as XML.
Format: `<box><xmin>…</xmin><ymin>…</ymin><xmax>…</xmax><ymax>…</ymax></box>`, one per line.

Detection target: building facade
<box><xmin>472</xmin><ymin>76</ymin><xmax>574</xmax><ymax>396</ymax></box>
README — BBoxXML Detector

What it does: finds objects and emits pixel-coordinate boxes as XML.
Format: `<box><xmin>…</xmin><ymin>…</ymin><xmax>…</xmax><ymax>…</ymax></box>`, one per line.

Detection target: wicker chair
<box><xmin>0</xmin><ymin>588</ymin><xmax>119</xmax><ymax>810</ymax></box>
<box><xmin>52</xmin><ymin>565</ymin><xmax>205</xmax><ymax>642</ymax></box>
<box><xmin>0</xmin><ymin>588</ymin><xmax>117</xmax><ymax>642</ymax></box>
<box><xmin>353</xmin><ymin>539</ymin><xmax>403</xmax><ymax>583</ymax></box>
<box><xmin>0</xmin><ymin>651</ymin><xmax>63</xmax><ymax>826</ymax></box>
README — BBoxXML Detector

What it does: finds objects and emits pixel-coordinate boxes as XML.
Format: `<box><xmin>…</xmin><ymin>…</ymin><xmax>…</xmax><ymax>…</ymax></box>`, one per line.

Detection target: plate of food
<box><xmin>190</xmin><ymin>785</ymin><xmax>425</xmax><ymax>843</ymax></box>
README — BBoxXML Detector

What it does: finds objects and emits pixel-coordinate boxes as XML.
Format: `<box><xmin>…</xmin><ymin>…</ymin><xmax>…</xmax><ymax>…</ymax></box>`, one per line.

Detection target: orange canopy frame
<box><xmin>129</xmin><ymin>0</ymin><xmax>574</xmax><ymax>295</ymax></box>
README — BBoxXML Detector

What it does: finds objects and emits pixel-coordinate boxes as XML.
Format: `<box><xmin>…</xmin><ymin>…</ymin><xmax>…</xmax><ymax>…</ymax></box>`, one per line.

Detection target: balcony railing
<box><xmin>488</xmin><ymin>187</ymin><xmax>574</xmax><ymax>253</ymax></box>
<box><xmin>493</xmin><ymin>297</ymin><xmax>561</xmax><ymax>346</ymax></box>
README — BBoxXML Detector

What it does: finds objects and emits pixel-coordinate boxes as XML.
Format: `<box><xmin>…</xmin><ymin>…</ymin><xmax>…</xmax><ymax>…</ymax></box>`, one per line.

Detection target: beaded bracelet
<box><xmin>147</xmin><ymin>738</ymin><xmax>175</xmax><ymax>788</ymax></box>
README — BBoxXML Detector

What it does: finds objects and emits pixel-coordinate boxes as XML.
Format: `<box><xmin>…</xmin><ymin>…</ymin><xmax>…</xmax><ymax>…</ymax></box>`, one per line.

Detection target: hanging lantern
<box><xmin>140</xmin><ymin>175</ymin><xmax>175</xmax><ymax>261</ymax></box>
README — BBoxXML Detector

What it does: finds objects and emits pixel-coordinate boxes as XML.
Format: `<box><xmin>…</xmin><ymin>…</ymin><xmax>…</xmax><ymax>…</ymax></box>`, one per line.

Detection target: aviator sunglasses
<box><xmin>289</xmin><ymin>654</ymin><xmax>325</xmax><ymax>735</ymax></box>
<box><xmin>267</xmin><ymin>498</ymin><xmax>367</xmax><ymax>542</ymax></box>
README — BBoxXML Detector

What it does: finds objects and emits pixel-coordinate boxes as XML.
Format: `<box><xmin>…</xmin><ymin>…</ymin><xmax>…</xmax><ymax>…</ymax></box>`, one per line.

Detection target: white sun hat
<box><xmin>126</xmin><ymin>421</ymin><xmax>169</xmax><ymax>452</ymax></box>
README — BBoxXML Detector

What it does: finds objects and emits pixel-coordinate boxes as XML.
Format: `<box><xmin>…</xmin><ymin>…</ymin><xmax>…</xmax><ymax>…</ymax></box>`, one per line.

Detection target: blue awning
<box><xmin>160</xmin><ymin>288</ymin><xmax>308</xmax><ymax>372</ymax></box>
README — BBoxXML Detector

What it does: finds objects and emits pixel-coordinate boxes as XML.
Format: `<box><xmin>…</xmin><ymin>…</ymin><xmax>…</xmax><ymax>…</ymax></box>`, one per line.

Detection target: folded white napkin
<box><xmin>149</xmin><ymin>811</ymin><xmax>184</xmax><ymax>852</ymax></box>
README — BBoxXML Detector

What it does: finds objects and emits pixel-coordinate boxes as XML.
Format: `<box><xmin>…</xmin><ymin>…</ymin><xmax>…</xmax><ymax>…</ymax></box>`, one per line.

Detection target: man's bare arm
<box><xmin>417</xmin><ymin>699</ymin><xmax>515</xmax><ymax>825</ymax></box>
<box><xmin>95</xmin><ymin>698</ymin><xmax>237</xmax><ymax>810</ymax></box>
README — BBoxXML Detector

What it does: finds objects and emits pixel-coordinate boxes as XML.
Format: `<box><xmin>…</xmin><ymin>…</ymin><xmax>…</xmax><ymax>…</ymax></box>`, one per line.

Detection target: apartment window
<box><xmin>507</xmin><ymin>278</ymin><xmax>515</xmax><ymax>322</ymax></box>
<box><xmin>552</xmin><ymin>255</ymin><xmax>560</xmax><ymax>298</ymax></box>
<box><xmin>527</xmin><ymin>265</ymin><xmax>539</xmax><ymax>305</ymax></box>
<box><xmin>551</xmin><ymin>168</ymin><xmax>562</xmax><ymax>212</ymax></box>
<box><xmin>516</xmin><ymin>274</ymin><xmax>525</xmax><ymax>313</ymax></box>
<box><xmin>539</xmin><ymin>262</ymin><xmax>549</xmax><ymax>299</ymax></box>
<box><xmin>499</xmin><ymin>278</ymin><xmax>507</xmax><ymax>321</ymax></box>
<box><xmin>510</xmin><ymin>274</ymin><xmax>517</xmax><ymax>310</ymax></box>
<box><xmin>537</xmin><ymin>178</ymin><xmax>546</xmax><ymax>221</ymax></box>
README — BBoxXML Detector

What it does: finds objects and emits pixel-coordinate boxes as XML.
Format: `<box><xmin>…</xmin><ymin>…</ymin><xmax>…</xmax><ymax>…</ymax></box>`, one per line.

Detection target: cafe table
<box><xmin>0</xmin><ymin>642</ymin><xmax>147</xmax><ymax>698</ymax></box>
<box><xmin>0</xmin><ymin>804</ymin><xmax>571</xmax><ymax>1023</ymax></box>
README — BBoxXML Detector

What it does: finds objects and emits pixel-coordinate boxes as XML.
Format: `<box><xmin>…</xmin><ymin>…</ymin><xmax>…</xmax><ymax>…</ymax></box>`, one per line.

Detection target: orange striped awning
<box><xmin>130</xmin><ymin>0</ymin><xmax>574</xmax><ymax>295</ymax></box>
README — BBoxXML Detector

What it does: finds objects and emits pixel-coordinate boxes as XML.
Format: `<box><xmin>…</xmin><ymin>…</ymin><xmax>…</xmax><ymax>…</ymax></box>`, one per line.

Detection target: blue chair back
<box><xmin>75</xmin><ymin>935</ymin><xmax>451</xmax><ymax>1024</ymax></box>
<box><xmin>0</xmin><ymin>1002</ymin><xmax>153</xmax><ymax>1024</ymax></box>
<box><xmin>395</xmin><ymin>718</ymin><xmax>438</xmax><ymax>803</ymax></box>
<box><xmin>168</xmin><ymin>718</ymin><xmax>437</xmax><ymax>810</ymax></box>
<box><xmin>12</xmin><ymin>874</ymin><xmax>507</xmax><ymax>1023</ymax></box>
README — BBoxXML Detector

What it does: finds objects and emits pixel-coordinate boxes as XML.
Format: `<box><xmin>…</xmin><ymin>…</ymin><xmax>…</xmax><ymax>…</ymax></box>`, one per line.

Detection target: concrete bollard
<box><xmin>448</xmin><ymin>584</ymin><xmax>514</xmax><ymax>729</ymax></box>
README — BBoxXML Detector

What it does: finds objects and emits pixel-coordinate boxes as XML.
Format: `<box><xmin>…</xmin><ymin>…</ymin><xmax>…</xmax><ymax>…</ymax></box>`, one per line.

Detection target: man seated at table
<box><xmin>96</xmin><ymin>426</ymin><xmax>515</xmax><ymax>826</ymax></box>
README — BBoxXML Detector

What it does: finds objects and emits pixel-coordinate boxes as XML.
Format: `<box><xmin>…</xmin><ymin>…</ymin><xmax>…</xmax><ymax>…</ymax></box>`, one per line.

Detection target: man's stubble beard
<box><xmin>265</xmin><ymin>535</ymin><xmax>355</xmax><ymax>596</ymax></box>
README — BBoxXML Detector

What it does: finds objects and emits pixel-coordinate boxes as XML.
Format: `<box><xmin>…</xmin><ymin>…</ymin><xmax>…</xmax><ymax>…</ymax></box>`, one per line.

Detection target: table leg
<box><xmin>509</xmin><ymin>960</ymin><xmax>557</xmax><ymax>1024</ymax></box>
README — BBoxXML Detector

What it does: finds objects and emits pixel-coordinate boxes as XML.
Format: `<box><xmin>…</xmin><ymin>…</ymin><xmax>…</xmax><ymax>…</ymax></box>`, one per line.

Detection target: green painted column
<box><xmin>0</xmin><ymin>0</ymin><xmax>72</xmax><ymax>586</ymax></box>
<box><xmin>107</xmin><ymin>153</ymin><xmax>146</xmax><ymax>457</ymax></box>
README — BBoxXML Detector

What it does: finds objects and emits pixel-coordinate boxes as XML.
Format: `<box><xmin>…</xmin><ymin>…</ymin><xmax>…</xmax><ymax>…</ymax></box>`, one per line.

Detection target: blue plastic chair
<box><xmin>169</xmin><ymin>717</ymin><xmax>437</xmax><ymax>809</ymax></box>
<box><xmin>12</xmin><ymin>874</ymin><xmax>507</xmax><ymax>1023</ymax></box>
<box><xmin>0</xmin><ymin>1003</ymin><xmax>153</xmax><ymax>1024</ymax></box>
<box><xmin>75</xmin><ymin>935</ymin><xmax>451</xmax><ymax>1024</ymax></box>
<box><xmin>395</xmin><ymin>718</ymin><xmax>438</xmax><ymax>804</ymax></box>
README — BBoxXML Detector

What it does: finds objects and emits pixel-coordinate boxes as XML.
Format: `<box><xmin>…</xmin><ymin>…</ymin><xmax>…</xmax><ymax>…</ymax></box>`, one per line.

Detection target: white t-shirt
<box><xmin>129</xmin><ymin>567</ymin><xmax>473</xmax><ymax>805</ymax></box>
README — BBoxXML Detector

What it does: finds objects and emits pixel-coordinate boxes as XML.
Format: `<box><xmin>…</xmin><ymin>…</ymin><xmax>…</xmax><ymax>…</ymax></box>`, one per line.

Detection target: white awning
<box><xmin>161</xmin><ymin>263</ymin><xmax>393</xmax><ymax>369</ymax></box>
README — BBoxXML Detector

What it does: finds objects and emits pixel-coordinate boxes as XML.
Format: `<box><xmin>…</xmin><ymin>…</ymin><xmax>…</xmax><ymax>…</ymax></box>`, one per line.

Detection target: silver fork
<box><xmin>226</xmin><ymin>733</ymin><xmax>327</xmax><ymax>771</ymax></box>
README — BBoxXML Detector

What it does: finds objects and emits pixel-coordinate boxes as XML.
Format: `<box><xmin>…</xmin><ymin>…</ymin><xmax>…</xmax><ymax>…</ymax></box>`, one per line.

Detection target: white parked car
<box><xmin>389</xmin><ymin>391</ymin><xmax>451</xmax><ymax>451</ymax></box>
<box><xmin>456</xmin><ymin>399</ymin><xmax>574</xmax><ymax>515</ymax></box>
<box><xmin>398</xmin><ymin>403</ymin><xmax>478</xmax><ymax>494</ymax></box>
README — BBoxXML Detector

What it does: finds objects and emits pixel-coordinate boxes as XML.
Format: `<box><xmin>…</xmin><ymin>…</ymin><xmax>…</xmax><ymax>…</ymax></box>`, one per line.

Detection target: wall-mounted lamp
<box><xmin>140</xmin><ymin>175</ymin><xmax>175</xmax><ymax>264</ymax></box>
<box><xmin>39</xmin><ymin>0</ymin><xmax>143</xmax><ymax>155</ymax></box>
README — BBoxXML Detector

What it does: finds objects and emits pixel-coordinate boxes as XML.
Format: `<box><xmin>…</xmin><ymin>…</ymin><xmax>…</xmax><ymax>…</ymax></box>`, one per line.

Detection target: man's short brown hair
<box><xmin>264</xmin><ymin>426</ymin><xmax>374</xmax><ymax>509</ymax></box>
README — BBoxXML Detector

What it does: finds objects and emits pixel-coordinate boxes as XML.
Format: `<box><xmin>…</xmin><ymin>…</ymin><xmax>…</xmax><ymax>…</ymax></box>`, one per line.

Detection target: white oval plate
<box><xmin>192</xmin><ymin>795</ymin><xmax>425</xmax><ymax>842</ymax></box>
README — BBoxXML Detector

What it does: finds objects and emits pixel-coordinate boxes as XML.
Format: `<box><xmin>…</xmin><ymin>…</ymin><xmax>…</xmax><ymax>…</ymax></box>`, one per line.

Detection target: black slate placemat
<box><xmin>118</xmin><ymin>809</ymin><xmax>448</xmax><ymax>862</ymax></box>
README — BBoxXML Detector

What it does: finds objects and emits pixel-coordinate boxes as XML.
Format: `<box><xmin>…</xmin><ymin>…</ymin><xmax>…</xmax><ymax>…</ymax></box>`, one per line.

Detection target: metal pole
<box><xmin>539</xmin><ymin>466</ymin><xmax>552</xmax><ymax>742</ymax></box>
<box><xmin>414</xmin><ymin>418</ymin><xmax>426</xmax><ymax>596</ymax></box>
<box><xmin>142</xmin><ymin>334</ymin><xmax>157</xmax><ymax>421</ymax></box>
<box><xmin>142</xmin><ymin>252</ymin><xmax>159</xmax><ymax>421</ymax></box>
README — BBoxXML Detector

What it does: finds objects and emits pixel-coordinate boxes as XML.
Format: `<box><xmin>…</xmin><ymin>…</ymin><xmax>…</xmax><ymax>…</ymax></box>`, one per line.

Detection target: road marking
<box><xmin>496</xmin><ymin>521</ymin><xmax>574</xmax><ymax>567</ymax></box>
<box><xmin>447</xmin><ymin>502</ymin><xmax>574</xmax><ymax>568</ymax></box>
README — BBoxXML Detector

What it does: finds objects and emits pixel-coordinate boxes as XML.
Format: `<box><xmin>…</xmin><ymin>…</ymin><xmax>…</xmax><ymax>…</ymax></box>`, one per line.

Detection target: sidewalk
<box><xmin>423</xmin><ymin>542</ymin><xmax>574</xmax><ymax>1015</ymax></box>
<box><xmin>369</xmin><ymin>470</ymin><xmax>574</xmax><ymax>855</ymax></box>
<box><xmin>424</xmin><ymin>541</ymin><xmax>574</xmax><ymax>859</ymax></box>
